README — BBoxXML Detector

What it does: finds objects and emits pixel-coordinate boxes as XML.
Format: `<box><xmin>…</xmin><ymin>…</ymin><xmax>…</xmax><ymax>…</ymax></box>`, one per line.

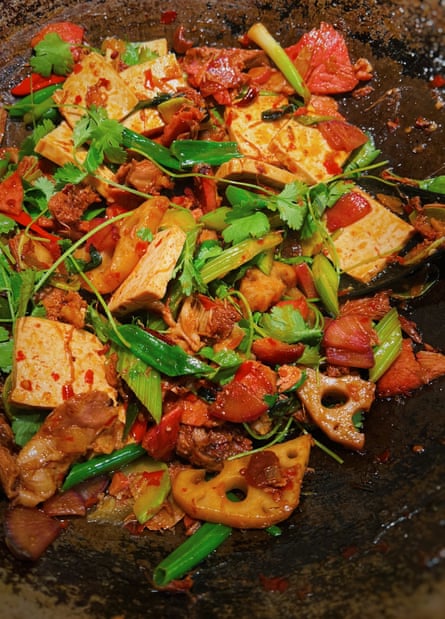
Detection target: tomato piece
<box><xmin>326</xmin><ymin>191</ymin><xmax>372</xmax><ymax>232</ymax></box>
<box><xmin>209</xmin><ymin>361</ymin><xmax>276</xmax><ymax>423</ymax></box>
<box><xmin>142</xmin><ymin>406</ymin><xmax>182</xmax><ymax>461</ymax></box>
<box><xmin>286</xmin><ymin>22</ymin><xmax>358</xmax><ymax>95</ymax></box>
<box><xmin>317</xmin><ymin>120</ymin><xmax>368</xmax><ymax>152</ymax></box>
<box><xmin>31</xmin><ymin>21</ymin><xmax>85</xmax><ymax>47</ymax></box>
<box><xmin>0</xmin><ymin>170</ymin><xmax>23</xmax><ymax>215</ymax></box>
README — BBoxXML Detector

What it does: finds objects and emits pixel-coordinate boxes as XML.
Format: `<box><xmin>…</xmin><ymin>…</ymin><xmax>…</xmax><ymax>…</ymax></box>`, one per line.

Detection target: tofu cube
<box><xmin>108</xmin><ymin>225</ymin><xmax>186</xmax><ymax>314</ymax></box>
<box><xmin>331</xmin><ymin>190</ymin><xmax>415</xmax><ymax>282</ymax></box>
<box><xmin>120</xmin><ymin>53</ymin><xmax>188</xmax><ymax>135</ymax></box>
<box><xmin>34</xmin><ymin>121</ymin><xmax>114</xmax><ymax>198</ymax></box>
<box><xmin>10</xmin><ymin>317</ymin><xmax>117</xmax><ymax>408</ymax></box>
<box><xmin>224</xmin><ymin>94</ymin><xmax>289</xmax><ymax>166</ymax></box>
<box><xmin>53</xmin><ymin>52</ymin><xmax>139</xmax><ymax>127</ymax></box>
<box><xmin>268</xmin><ymin>120</ymin><xmax>350</xmax><ymax>184</ymax></box>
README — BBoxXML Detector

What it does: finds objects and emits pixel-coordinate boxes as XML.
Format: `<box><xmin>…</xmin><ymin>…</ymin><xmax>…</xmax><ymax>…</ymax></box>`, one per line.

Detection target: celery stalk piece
<box><xmin>247</xmin><ymin>22</ymin><xmax>311</xmax><ymax>102</ymax></box>
<box><xmin>311</xmin><ymin>253</ymin><xmax>340</xmax><ymax>317</ymax></box>
<box><xmin>199</xmin><ymin>231</ymin><xmax>282</xmax><ymax>284</ymax></box>
<box><xmin>369</xmin><ymin>307</ymin><xmax>402</xmax><ymax>382</ymax></box>
<box><xmin>117</xmin><ymin>349</ymin><xmax>163</xmax><ymax>423</ymax></box>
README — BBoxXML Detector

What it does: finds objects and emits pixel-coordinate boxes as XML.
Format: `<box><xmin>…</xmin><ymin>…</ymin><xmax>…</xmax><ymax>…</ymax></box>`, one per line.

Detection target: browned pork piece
<box><xmin>15</xmin><ymin>391</ymin><xmax>124</xmax><ymax>507</ymax></box>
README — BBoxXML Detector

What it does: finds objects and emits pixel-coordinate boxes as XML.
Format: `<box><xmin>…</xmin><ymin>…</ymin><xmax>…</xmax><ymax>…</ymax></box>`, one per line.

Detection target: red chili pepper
<box><xmin>8</xmin><ymin>211</ymin><xmax>60</xmax><ymax>243</ymax></box>
<box><xmin>11</xmin><ymin>73</ymin><xmax>66</xmax><ymax>97</ymax></box>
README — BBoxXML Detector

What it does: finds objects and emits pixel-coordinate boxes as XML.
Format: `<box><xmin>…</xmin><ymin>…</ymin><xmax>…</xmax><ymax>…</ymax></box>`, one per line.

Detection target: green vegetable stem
<box><xmin>247</xmin><ymin>22</ymin><xmax>311</xmax><ymax>102</ymax></box>
<box><xmin>153</xmin><ymin>521</ymin><xmax>232</xmax><ymax>587</ymax></box>
<box><xmin>61</xmin><ymin>443</ymin><xmax>146</xmax><ymax>491</ymax></box>
<box><xmin>109</xmin><ymin>323</ymin><xmax>214</xmax><ymax>378</ymax></box>
<box><xmin>6</xmin><ymin>83</ymin><xmax>63</xmax><ymax>118</ymax></box>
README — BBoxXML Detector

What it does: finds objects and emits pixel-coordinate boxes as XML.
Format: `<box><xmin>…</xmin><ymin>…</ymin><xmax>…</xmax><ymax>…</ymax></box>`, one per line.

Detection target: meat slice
<box><xmin>15</xmin><ymin>391</ymin><xmax>122</xmax><ymax>507</ymax></box>
<box><xmin>0</xmin><ymin>414</ymin><xmax>19</xmax><ymax>499</ymax></box>
<box><xmin>176</xmin><ymin>424</ymin><xmax>252</xmax><ymax>471</ymax></box>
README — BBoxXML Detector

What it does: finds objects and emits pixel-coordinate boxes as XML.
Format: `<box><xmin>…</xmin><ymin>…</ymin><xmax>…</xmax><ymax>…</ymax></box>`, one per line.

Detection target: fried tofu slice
<box><xmin>216</xmin><ymin>156</ymin><xmax>298</xmax><ymax>189</ymax></box>
<box><xmin>34</xmin><ymin>121</ymin><xmax>114</xmax><ymax>198</ymax></box>
<box><xmin>10</xmin><ymin>317</ymin><xmax>117</xmax><ymax>409</ymax></box>
<box><xmin>268</xmin><ymin>119</ymin><xmax>350</xmax><ymax>184</ymax></box>
<box><xmin>120</xmin><ymin>53</ymin><xmax>188</xmax><ymax>134</ymax></box>
<box><xmin>224</xmin><ymin>94</ymin><xmax>290</xmax><ymax>166</ymax></box>
<box><xmin>330</xmin><ymin>189</ymin><xmax>415</xmax><ymax>282</ymax></box>
<box><xmin>108</xmin><ymin>225</ymin><xmax>186</xmax><ymax>315</ymax></box>
<box><xmin>53</xmin><ymin>52</ymin><xmax>139</xmax><ymax>127</ymax></box>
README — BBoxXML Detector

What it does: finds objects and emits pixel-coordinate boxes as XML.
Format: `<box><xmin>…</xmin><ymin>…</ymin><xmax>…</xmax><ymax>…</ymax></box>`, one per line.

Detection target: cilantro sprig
<box><xmin>30</xmin><ymin>33</ymin><xmax>74</xmax><ymax>77</ymax></box>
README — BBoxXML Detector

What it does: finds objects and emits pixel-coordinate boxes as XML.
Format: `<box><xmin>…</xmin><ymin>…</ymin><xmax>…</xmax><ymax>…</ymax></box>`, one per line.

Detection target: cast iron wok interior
<box><xmin>0</xmin><ymin>1</ymin><xmax>444</xmax><ymax>617</ymax></box>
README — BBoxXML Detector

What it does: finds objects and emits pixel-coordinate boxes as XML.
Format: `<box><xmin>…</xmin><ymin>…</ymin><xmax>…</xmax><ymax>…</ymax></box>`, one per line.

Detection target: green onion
<box><xmin>5</xmin><ymin>83</ymin><xmax>63</xmax><ymax>118</ymax></box>
<box><xmin>116</xmin><ymin>349</ymin><xmax>163</xmax><ymax>423</ymax></box>
<box><xmin>247</xmin><ymin>23</ymin><xmax>310</xmax><ymax>102</ymax></box>
<box><xmin>153</xmin><ymin>521</ymin><xmax>232</xmax><ymax>587</ymax></box>
<box><xmin>62</xmin><ymin>443</ymin><xmax>146</xmax><ymax>491</ymax></box>
<box><xmin>121</xmin><ymin>128</ymin><xmax>182</xmax><ymax>171</ymax></box>
<box><xmin>199</xmin><ymin>231</ymin><xmax>282</xmax><ymax>284</ymax></box>
<box><xmin>369</xmin><ymin>307</ymin><xmax>402</xmax><ymax>382</ymax></box>
<box><xmin>109</xmin><ymin>323</ymin><xmax>214</xmax><ymax>378</ymax></box>
<box><xmin>170</xmin><ymin>139</ymin><xmax>242</xmax><ymax>167</ymax></box>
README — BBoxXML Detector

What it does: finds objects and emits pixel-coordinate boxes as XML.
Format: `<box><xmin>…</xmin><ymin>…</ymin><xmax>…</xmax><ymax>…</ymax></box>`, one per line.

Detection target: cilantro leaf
<box><xmin>222</xmin><ymin>211</ymin><xmax>270</xmax><ymax>244</ymax></box>
<box><xmin>19</xmin><ymin>119</ymin><xmax>56</xmax><ymax>157</ymax></box>
<box><xmin>73</xmin><ymin>107</ymin><xmax>126</xmax><ymax>173</ymax></box>
<box><xmin>30</xmin><ymin>33</ymin><xmax>74</xmax><ymax>77</ymax></box>
<box><xmin>259</xmin><ymin>304</ymin><xmax>322</xmax><ymax>344</ymax></box>
<box><xmin>274</xmin><ymin>182</ymin><xmax>308</xmax><ymax>230</ymax></box>
<box><xmin>54</xmin><ymin>162</ymin><xmax>88</xmax><ymax>186</ymax></box>
<box><xmin>122</xmin><ymin>42</ymin><xmax>158</xmax><ymax>66</ymax></box>
<box><xmin>0</xmin><ymin>215</ymin><xmax>17</xmax><ymax>235</ymax></box>
<box><xmin>177</xmin><ymin>228</ymin><xmax>206</xmax><ymax>296</ymax></box>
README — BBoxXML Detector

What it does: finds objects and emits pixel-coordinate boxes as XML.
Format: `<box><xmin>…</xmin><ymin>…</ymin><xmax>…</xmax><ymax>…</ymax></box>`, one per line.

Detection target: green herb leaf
<box><xmin>30</xmin><ymin>33</ymin><xmax>74</xmax><ymax>77</ymax></box>
<box><xmin>223</xmin><ymin>211</ymin><xmax>270</xmax><ymax>244</ymax></box>
<box><xmin>259</xmin><ymin>304</ymin><xmax>322</xmax><ymax>344</ymax></box>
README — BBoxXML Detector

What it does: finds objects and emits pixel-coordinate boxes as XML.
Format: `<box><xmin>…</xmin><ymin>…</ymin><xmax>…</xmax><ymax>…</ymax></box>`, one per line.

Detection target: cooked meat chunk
<box><xmin>176</xmin><ymin>424</ymin><xmax>252</xmax><ymax>471</ymax></box>
<box><xmin>37</xmin><ymin>287</ymin><xmax>88</xmax><ymax>329</ymax></box>
<box><xmin>15</xmin><ymin>391</ymin><xmax>123</xmax><ymax>507</ymax></box>
<box><xmin>48</xmin><ymin>183</ymin><xmax>102</xmax><ymax>237</ymax></box>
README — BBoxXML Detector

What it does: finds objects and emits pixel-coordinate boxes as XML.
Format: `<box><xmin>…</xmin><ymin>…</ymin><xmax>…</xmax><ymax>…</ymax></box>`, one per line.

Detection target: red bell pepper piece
<box><xmin>30</xmin><ymin>21</ymin><xmax>85</xmax><ymax>48</ymax></box>
<box><xmin>8</xmin><ymin>211</ymin><xmax>61</xmax><ymax>244</ymax></box>
<box><xmin>11</xmin><ymin>73</ymin><xmax>66</xmax><ymax>97</ymax></box>
<box><xmin>141</xmin><ymin>406</ymin><xmax>183</xmax><ymax>461</ymax></box>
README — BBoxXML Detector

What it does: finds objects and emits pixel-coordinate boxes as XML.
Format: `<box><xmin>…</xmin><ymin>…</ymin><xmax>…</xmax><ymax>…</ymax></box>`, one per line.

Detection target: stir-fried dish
<box><xmin>0</xmin><ymin>19</ymin><xmax>444</xmax><ymax>587</ymax></box>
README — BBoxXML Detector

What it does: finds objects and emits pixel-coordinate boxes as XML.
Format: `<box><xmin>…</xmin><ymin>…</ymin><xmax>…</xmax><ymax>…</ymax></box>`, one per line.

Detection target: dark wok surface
<box><xmin>0</xmin><ymin>2</ymin><xmax>444</xmax><ymax>617</ymax></box>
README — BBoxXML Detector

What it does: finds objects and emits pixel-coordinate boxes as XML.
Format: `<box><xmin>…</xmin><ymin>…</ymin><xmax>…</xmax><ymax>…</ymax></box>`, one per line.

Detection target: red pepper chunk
<box><xmin>30</xmin><ymin>21</ymin><xmax>85</xmax><ymax>47</ymax></box>
<box><xmin>11</xmin><ymin>73</ymin><xmax>66</xmax><ymax>96</ymax></box>
<box><xmin>326</xmin><ymin>191</ymin><xmax>372</xmax><ymax>232</ymax></box>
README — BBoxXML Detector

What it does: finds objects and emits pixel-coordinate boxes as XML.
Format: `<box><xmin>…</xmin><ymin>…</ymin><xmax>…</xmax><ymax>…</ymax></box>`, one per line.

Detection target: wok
<box><xmin>0</xmin><ymin>1</ymin><xmax>444</xmax><ymax>617</ymax></box>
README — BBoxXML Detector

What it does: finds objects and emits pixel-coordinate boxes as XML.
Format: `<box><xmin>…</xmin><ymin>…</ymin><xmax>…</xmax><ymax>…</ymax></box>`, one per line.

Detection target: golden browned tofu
<box><xmin>34</xmin><ymin>121</ymin><xmax>114</xmax><ymax>198</ymax></box>
<box><xmin>331</xmin><ymin>189</ymin><xmax>415</xmax><ymax>282</ymax></box>
<box><xmin>108</xmin><ymin>225</ymin><xmax>186</xmax><ymax>314</ymax></box>
<box><xmin>216</xmin><ymin>156</ymin><xmax>298</xmax><ymax>189</ymax></box>
<box><xmin>224</xmin><ymin>94</ymin><xmax>290</xmax><ymax>166</ymax></box>
<box><xmin>10</xmin><ymin>317</ymin><xmax>117</xmax><ymax>409</ymax></box>
<box><xmin>269</xmin><ymin>120</ymin><xmax>350</xmax><ymax>184</ymax></box>
<box><xmin>53</xmin><ymin>52</ymin><xmax>139</xmax><ymax>127</ymax></box>
<box><xmin>120</xmin><ymin>53</ymin><xmax>187</xmax><ymax>134</ymax></box>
